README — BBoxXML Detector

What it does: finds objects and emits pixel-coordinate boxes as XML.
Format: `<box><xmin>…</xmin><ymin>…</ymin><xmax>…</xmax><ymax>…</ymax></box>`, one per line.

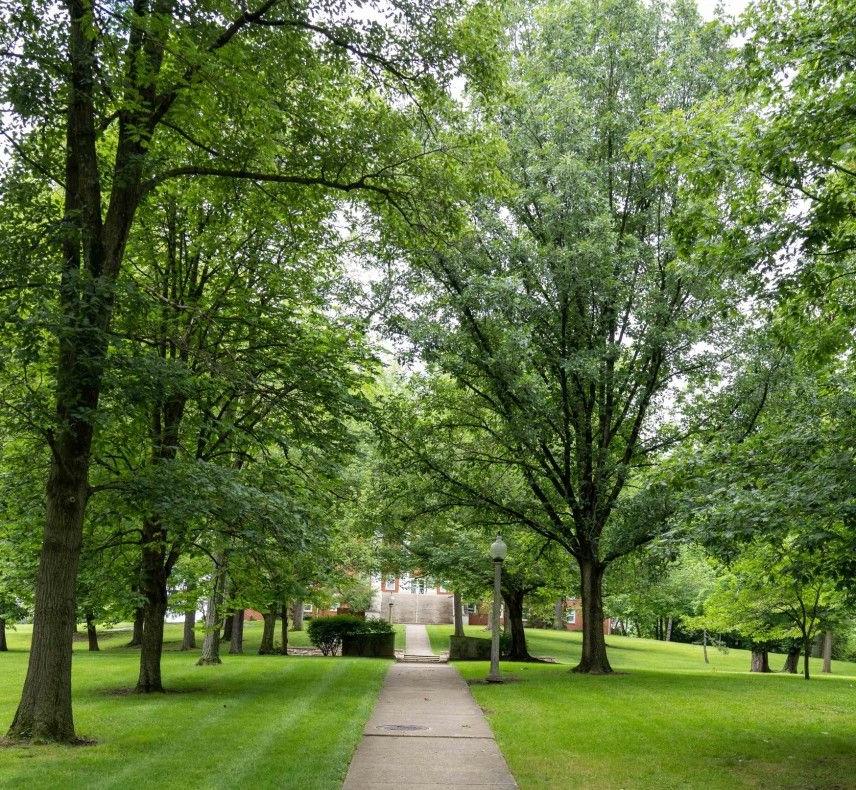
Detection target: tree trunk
<box><xmin>280</xmin><ymin>604</ymin><xmax>289</xmax><ymax>655</ymax></box>
<box><xmin>553</xmin><ymin>598</ymin><xmax>564</xmax><ymax>630</ymax></box>
<box><xmin>85</xmin><ymin>612</ymin><xmax>99</xmax><ymax>652</ymax></box>
<box><xmin>198</xmin><ymin>554</ymin><xmax>227</xmax><ymax>666</ymax></box>
<box><xmin>136</xmin><ymin>520</ymin><xmax>169</xmax><ymax>693</ymax></box>
<box><xmin>665</xmin><ymin>617</ymin><xmax>673</xmax><ymax>642</ymax></box>
<box><xmin>229</xmin><ymin>609</ymin><xmax>244</xmax><ymax>654</ymax></box>
<box><xmin>750</xmin><ymin>647</ymin><xmax>770</xmax><ymax>673</ymax></box>
<box><xmin>803</xmin><ymin>636</ymin><xmax>811</xmax><ymax>680</ymax></box>
<box><xmin>181</xmin><ymin>610</ymin><xmax>196</xmax><ymax>651</ymax></box>
<box><xmin>453</xmin><ymin>591</ymin><xmax>465</xmax><ymax>637</ymax></box>
<box><xmin>0</xmin><ymin>617</ymin><xmax>7</xmax><ymax>652</ymax></box>
<box><xmin>822</xmin><ymin>631</ymin><xmax>832</xmax><ymax>674</ymax></box>
<box><xmin>221</xmin><ymin>610</ymin><xmax>234</xmax><ymax>642</ymax></box>
<box><xmin>502</xmin><ymin>589</ymin><xmax>531</xmax><ymax>661</ymax></box>
<box><xmin>703</xmin><ymin>630</ymin><xmax>709</xmax><ymax>664</ymax></box>
<box><xmin>259</xmin><ymin>611</ymin><xmax>277</xmax><ymax>655</ymax></box>
<box><xmin>127</xmin><ymin>605</ymin><xmax>144</xmax><ymax>647</ymax></box>
<box><xmin>574</xmin><ymin>559</ymin><xmax>612</xmax><ymax>674</ymax></box>
<box><xmin>781</xmin><ymin>644</ymin><xmax>800</xmax><ymax>673</ymax></box>
<box><xmin>291</xmin><ymin>601</ymin><xmax>304</xmax><ymax>631</ymax></box>
<box><xmin>7</xmin><ymin>453</ymin><xmax>88</xmax><ymax>741</ymax></box>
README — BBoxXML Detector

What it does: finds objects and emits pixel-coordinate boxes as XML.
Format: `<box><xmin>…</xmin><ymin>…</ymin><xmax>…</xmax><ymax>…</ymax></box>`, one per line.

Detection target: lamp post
<box><xmin>388</xmin><ymin>600</ymin><xmax>394</xmax><ymax>624</ymax></box>
<box><xmin>487</xmin><ymin>534</ymin><xmax>507</xmax><ymax>683</ymax></box>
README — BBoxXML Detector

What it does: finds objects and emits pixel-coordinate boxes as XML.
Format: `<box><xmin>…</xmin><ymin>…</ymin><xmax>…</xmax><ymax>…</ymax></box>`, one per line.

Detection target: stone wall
<box><xmin>379</xmin><ymin>591</ymin><xmax>454</xmax><ymax>624</ymax></box>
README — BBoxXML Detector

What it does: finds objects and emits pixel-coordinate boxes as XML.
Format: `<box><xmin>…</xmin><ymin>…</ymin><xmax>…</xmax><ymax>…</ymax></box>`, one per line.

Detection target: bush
<box><xmin>307</xmin><ymin>615</ymin><xmax>393</xmax><ymax>656</ymax></box>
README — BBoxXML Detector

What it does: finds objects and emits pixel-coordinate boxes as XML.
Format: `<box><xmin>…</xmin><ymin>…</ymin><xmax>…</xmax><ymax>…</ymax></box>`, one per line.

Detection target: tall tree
<box><xmin>383</xmin><ymin>0</ymin><xmax>739</xmax><ymax>672</ymax></box>
<box><xmin>0</xmin><ymin>0</ymin><xmax>495</xmax><ymax>738</ymax></box>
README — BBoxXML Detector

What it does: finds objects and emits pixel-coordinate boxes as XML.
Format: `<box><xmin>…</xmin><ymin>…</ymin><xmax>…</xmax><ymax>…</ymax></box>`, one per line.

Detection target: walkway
<box><xmin>343</xmin><ymin>624</ymin><xmax>517</xmax><ymax>789</ymax></box>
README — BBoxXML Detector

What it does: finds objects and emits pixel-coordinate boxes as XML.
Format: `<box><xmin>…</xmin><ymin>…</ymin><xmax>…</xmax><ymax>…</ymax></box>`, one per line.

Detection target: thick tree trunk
<box><xmin>781</xmin><ymin>644</ymin><xmax>800</xmax><ymax>673</ymax></box>
<box><xmin>502</xmin><ymin>589</ymin><xmax>531</xmax><ymax>661</ymax></box>
<box><xmin>85</xmin><ymin>612</ymin><xmax>99</xmax><ymax>652</ymax></box>
<box><xmin>291</xmin><ymin>601</ymin><xmax>304</xmax><ymax>631</ymax></box>
<box><xmin>7</xmin><ymin>455</ymin><xmax>88</xmax><ymax>741</ymax></box>
<box><xmin>803</xmin><ymin>636</ymin><xmax>811</xmax><ymax>680</ymax></box>
<box><xmin>553</xmin><ymin>598</ymin><xmax>564</xmax><ymax>630</ymax></box>
<box><xmin>0</xmin><ymin>617</ymin><xmax>7</xmax><ymax>652</ymax></box>
<box><xmin>822</xmin><ymin>631</ymin><xmax>832</xmax><ymax>674</ymax></box>
<box><xmin>136</xmin><ymin>521</ymin><xmax>169</xmax><ymax>693</ymax></box>
<box><xmin>229</xmin><ymin>609</ymin><xmax>244</xmax><ymax>654</ymax></box>
<box><xmin>259</xmin><ymin>611</ymin><xmax>277</xmax><ymax>655</ymax></box>
<box><xmin>198</xmin><ymin>555</ymin><xmax>227</xmax><ymax>666</ymax></box>
<box><xmin>127</xmin><ymin>606</ymin><xmax>144</xmax><ymax>647</ymax></box>
<box><xmin>181</xmin><ymin>610</ymin><xmax>196</xmax><ymax>651</ymax></box>
<box><xmin>750</xmin><ymin>647</ymin><xmax>770</xmax><ymax>673</ymax></box>
<box><xmin>453</xmin><ymin>591</ymin><xmax>465</xmax><ymax>637</ymax></box>
<box><xmin>280</xmin><ymin>604</ymin><xmax>288</xmax><ymax>655</ymax></box>
<box><xmin>574</xmin><ymin>559</ymin><xmax>612</xmax><ymax>674</ymax></box>
<box><xmin>665</xmin><ymin>617</ymin><xmax>673</xmax><ymax>642</ymax></box>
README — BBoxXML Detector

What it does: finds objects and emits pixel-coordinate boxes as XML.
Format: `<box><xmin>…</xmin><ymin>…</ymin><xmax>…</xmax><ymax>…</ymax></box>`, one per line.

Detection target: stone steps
<box><xmin>400</xmin><ymin>654</ymin><xmax>446</xmax><ymax>664</ymax></box>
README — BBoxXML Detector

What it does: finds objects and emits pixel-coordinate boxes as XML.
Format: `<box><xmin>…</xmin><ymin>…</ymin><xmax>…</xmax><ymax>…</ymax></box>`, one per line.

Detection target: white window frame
<box><xmin>565</xmin><ymin>609</ymin><xmax>576</xmax><ymax>625</ymax></box>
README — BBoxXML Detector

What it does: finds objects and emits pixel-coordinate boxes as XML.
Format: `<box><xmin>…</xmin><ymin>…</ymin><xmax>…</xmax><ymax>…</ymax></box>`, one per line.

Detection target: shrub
<box><xmin>307</xmin><ymin>615</ymin><xmax>393</xmax><ymax>655</ymax></box>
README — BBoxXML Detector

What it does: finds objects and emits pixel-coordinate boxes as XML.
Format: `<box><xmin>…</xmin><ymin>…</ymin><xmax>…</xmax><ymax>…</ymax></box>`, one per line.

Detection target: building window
<box><xmin>565</xmin><ymin>609</ymin><xmax>576</xmax><ymax>625</ymax></box>
<box><xmin>412</xmin><ymin>577</ymin><xmax>427</xmax><ymax>595</ymax></box>
<box><xmin>382</xmin><ymin>575</ymin><xmax>397</xmax><ymax>592</ymax></box>
<box><xmin>466</xmin><ymin>603</ymin><xmax>477</xmax><ymax>614</ymax></box>
<box><xmin>303</xmin><ymin>603</ymin><xmax>313</xmax><ymax>614</ymax></box>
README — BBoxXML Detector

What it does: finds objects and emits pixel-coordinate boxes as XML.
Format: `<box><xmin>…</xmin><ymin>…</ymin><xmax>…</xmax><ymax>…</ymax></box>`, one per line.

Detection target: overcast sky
<box><xmin>696</xmin><ymin>0</ymin><xmax>749</xmax><ymax>20</ymax></box>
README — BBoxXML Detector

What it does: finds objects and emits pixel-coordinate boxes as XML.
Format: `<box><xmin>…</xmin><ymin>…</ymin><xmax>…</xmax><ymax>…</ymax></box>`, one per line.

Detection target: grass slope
<box><xmin>428</xmin><ymin>625</ymin><xmax>856</xmax><ymax>790</ymax></box>
<box><xmin>0</xmin><ymin>621</ymin><xmax>390</xmax><ymax>789</ymax></box>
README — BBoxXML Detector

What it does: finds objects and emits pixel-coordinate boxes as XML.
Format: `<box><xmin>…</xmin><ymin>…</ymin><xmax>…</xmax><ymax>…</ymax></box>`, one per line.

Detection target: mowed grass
<box><xmin>0</xmin><ymin>620</ymin><xmax>391</xmax><ymax>789</ymax></box>
<box><xmin>428</xmin><ymin>625</ymin><xmax>856</xmax><ymax>790</ymax></box>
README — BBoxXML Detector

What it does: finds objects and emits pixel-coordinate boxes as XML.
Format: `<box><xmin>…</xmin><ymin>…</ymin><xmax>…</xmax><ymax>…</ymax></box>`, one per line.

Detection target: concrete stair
<box><xmin>400</xmin><ymin>653</ymin><xmax>447</xmax><ymax>664</ymax></box>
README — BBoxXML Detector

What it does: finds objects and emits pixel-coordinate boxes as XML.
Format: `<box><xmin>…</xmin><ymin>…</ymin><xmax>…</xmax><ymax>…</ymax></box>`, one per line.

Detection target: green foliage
<box><xmin>307</xmin><ymin>614</ymin><xmax>394</xmax><ymax>656</ymax></box>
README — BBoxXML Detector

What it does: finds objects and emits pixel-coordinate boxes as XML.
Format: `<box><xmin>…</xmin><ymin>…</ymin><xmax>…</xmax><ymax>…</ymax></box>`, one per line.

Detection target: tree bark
<box><xmin>453</xmin><ymin>591</ymin><xmax>465</xmax><ymax>637</ymax></box>
<box><xmin>781</xmin><ymin>644</ymin><xmax>800</xmax><ymax>673</ymax></box>
<box><xmin>181</xmin><ymin>609</ymin><xmax>196</xmax><ymax>651</ymax></box>
<box><xmin>665</xmin><ymin>617</ymin><xmax>673</xmax><ymax>642</ymax></box>
<box><xmin>127</xmin><ymin>605</ymin><xmax>144</xmax><ymax>647</ymax></box>
<box><xmin>573</xmin><ymin>559</ymin><xmax>612</xmax><ymax>674</ymax></box>
<box><xmin>291</xmin><ymin>601</ymin><xmax>304</xmax><ymax>631</ymax></box>
<box><xmin>198</xmin><ymin>554</ymin><xmax>227</xmax><ymax>666</ymax></box>
<box><xmin>702</xmin><ymin>630</ymin><xmax>709</xmax><ymax>664</ymax></box>
<box><xmin>750</xmin><ymin>647</ymin><xmax>770</xmax><ymax>673</ymax></box>
<box><xmin>803</xmin><ymin>636</ymin><xmax>811</xmax><ymax>680</ymax></box>
<box><xmin>221</xmin><ymin>610</ymin><xmax>234</xmax><ymax>642</ymax></box>
<box><xmin>280</xmin><ymin>604</ymin><xmax>289</xmax><ymax>655</ymax></box>
<box><xmin>502</xmin><ymin>589</ymin><xmax>532</xmax><ymax>661</ymax></box>
<box><xmin>85</xmin><ymin>612</ymin><xmax>99</xmax><ymax>652</ymax></box>
<box><xmin>7</xmin><ymin>449</ymin><xmax>88</xmax><ymax>741</ymax></box>
<box><xmin>553</xmin><ymin>598</ymin><xmax>564</xmax><ymax>630</ymax></box>
<box><xmin>135</xmin><ymin>519</ymin><xmax>170</xmax><ymax>693</ymax></box>
<box><xmin>822</xmin><ymin>630</ymin><xmax>832</xmax><ymax>674</ymax></box>
<box><xmin>229</xmin><ymin>609</ymin><xmax>244</xmax><ymax>654</ymax></box>
<box><xmin>259</xmin><ymin>610</ymin><xmax>277</xmax><ymax>655</ymax></box>
<box><xmin>0</xmin><ymin>617</ymin><xmax>7</xmax><ymax>652</ymax></box>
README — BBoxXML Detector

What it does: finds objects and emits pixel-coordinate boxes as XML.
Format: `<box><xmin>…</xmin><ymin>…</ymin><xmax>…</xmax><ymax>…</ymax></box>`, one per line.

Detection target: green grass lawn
<box><xmin>428</xmin><ymin>625</ymin><xmax>856</xmax><ymax>789</ymax></box>
<box><xmin>0</xmin><ymin>620</ymin><xmax>390</xmax><ymax>789</ymax></box>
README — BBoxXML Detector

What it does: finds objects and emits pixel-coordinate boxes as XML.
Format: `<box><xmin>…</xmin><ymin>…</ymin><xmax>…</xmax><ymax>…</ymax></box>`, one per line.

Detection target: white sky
<box><xmin>696</xmin><ymin>0</ymin><xmax>749</xmax><ymax>20</ymax></box>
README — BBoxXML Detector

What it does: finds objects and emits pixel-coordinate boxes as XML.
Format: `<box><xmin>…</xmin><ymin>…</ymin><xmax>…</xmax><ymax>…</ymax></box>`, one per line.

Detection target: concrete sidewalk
<box><xmin>404</xmin><ymin>623</ymin><xmax>435</xmax><ymax>656</ymax></box>
<box><xmin>342</xmin><ymin>625</ymin><xmax>516</xmax><ymax>789</ymax></box>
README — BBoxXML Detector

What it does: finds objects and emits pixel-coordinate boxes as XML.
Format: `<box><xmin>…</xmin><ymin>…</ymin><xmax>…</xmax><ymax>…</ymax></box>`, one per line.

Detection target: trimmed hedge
<box><xmin>307</xmin><ymin>615</ymin><xmax>394</xmax><ymax>656</ymax></box>
<box><xmin>448</xmin><ymin>633</ymin><xmax>512</xmax><ymax>661</ymax></box>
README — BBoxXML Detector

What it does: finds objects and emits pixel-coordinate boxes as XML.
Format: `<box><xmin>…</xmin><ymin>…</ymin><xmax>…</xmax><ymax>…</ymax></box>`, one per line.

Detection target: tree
<box><xmin>382</xmin><ymin>0</ymin><xmax>744</xmax><ymax>673</ymax></box>
<box><xmin>0</xmin><ymin>0</ymin><xmax>498</xmax><ymax>740</ymax></box>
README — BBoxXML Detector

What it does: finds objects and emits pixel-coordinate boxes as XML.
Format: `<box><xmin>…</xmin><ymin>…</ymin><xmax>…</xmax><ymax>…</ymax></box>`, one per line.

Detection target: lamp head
<box><xmin>490</xmin><ymin>534</ymin><xmax>507</xmax><ymax>562</ymax></box>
